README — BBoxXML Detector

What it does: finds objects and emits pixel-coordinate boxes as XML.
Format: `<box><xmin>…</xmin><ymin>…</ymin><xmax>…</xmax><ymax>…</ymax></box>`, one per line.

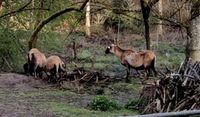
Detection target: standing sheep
<box><xmin>105</xmin><ymin>44</ymin><xmax>157</xmax><ymax>82</ymax></box>
<box><xmin>27</xmin><ymin>48</ymin><xmax>47</xmax><ymax>78</ymax></box>
<box><xmin>45</xmin><ymin>55</ymin><xmax>66</xmax><ymax>81</ymax></box>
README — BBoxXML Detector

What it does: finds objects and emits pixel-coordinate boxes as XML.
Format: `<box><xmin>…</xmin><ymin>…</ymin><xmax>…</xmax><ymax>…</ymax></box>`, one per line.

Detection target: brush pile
<box><xmin>142</xmin><ymin>58</ymin><xmax>200</xmax><ymax>114</ymax></box>
<box><xmin>60</xmin><ymin>67</ymin><xmax>115</xmax><ymax>85</ymax></box>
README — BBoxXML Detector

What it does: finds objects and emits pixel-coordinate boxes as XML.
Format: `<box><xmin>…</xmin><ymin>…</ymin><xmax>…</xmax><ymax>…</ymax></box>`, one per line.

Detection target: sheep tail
<box><xmin>153</xmin><ymin>56</ymin><xmax>156</xmax><ymax>68</ymax></box>
<box><xmin>59</xmin><ymin>62</ymin><xmax>65</xmax><ymax>72</ymax></box>
<box><xmin>151</xmin><ymin>56</ymin><xmax>157</xmax><ymax>76</ymax></box>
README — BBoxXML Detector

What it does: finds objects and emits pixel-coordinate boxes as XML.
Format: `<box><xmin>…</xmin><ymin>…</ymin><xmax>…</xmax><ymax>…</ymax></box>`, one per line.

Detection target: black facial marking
<box><xmin>105</xmin><ymin>47</ymin><xmax>110</xmax><ymax>54</ymax></box>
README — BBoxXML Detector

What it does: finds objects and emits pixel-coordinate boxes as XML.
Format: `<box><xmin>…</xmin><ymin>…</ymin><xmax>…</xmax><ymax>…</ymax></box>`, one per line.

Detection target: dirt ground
<box><xmin>0</xmin><ymin>73</ymin><xmax>140</xmax><ymax>117</ymax></box>
<box><xmin>0</xmin><ymin>73</ymin><xmax>57</xmax><ymax>117</ymax></box>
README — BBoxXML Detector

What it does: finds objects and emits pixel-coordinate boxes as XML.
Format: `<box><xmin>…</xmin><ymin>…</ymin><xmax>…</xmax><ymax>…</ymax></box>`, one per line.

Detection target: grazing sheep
<box><xmin>105</xmin><ymin>44</ymin><xmax>157</xmax><ymax>81</ymax></box>
<box><xmin>45</xmin><ymin>55</ymin><xmax>66</xmax><ymax>81</ymax></box>
<box><xmin>27</xmin><ymin>48</ymin><xmax>46</xmax><ymax>77</ymax></box>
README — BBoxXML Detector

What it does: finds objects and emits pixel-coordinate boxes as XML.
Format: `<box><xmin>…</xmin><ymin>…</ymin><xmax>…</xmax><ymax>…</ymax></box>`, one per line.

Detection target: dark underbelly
<box><xmin>131</xmin><ymin>65</ymin><xmax>145</xmax><ymax>70</ymax></box>
<box><xmin>121</xmin><ymin>63</ymin><xmax>146</xmax><ymax>70</ymax></box>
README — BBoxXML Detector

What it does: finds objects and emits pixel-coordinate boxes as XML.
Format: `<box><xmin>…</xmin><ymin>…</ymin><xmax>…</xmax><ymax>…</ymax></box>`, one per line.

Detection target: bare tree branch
<box><xmin>28</xmin><ymin>0</ymin><xmax>89</xmax><ymax>50</ymax></box>
<box><xmin>168</xmin><ymin>0</ymin><xmax>190</xmax><ymax>19</ymax></box>
<box><xmin>190</xmin><ymin>0</ymin><xmax>200</xmax><ymax>21</ymax></box>
<box><xmin>0</xmin><ymin>0</ymin><xmax>32</xmax><ymax>19</ymax></box>
<box><xmin>150</xmin><ymin>0</ymin><xmax>190</xmax><ymax>28</ymax></box>
<box><xmin>148</xmin><ymin>0</ymin><xmax>160</xmax><ymax>8</ymax></box>
<box><xmin>152</xmin><ymin>14</ymin><xmax>187</xmax><ymax>28</ymax></box>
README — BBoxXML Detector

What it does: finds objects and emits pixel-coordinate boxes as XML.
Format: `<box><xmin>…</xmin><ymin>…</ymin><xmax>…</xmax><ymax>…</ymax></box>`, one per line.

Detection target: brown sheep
<box><xmin>45</xmin><ymin>55</ymin><xmax>66</xmax><ymax>81</ymax></box>
<box><xmin>27</xmin><ymin>48</ymin><xmax>46</xmax><ymax>77</ymax></box>
<box><xmin>105</xmin><ymin>44</ymin><xmax>157</xmax><ymax>81</ymax></box>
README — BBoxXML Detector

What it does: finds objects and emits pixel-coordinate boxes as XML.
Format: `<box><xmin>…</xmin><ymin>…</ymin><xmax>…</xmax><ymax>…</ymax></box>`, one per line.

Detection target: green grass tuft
<box><xmin>43</xmin><ymin>101</ymin><xmax>138</xmax><ymax>117</ymax></box>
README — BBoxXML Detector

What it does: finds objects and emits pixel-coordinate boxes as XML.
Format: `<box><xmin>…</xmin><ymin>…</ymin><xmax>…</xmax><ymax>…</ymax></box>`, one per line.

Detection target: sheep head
<box><xmin>105</xmin><ymin>44</ymin><xmax>116</xmax><ymax>54</ymax></box>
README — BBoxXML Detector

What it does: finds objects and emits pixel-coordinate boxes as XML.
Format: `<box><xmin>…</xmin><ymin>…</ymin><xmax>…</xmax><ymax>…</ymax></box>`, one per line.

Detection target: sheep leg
<box><xmin>152</xmin><ymin>66</ymin><xmax>157</xmax><ymax>77</ymax></box>
<box><xmin>47</xmin><ymin>74</ymin><xmax>52</xmax><ymax>83</ymax></box>
<box><xmin>147</xmin><ymin>68</ymin><xmax>151</xmax><ymax>77</ymax></box>
<box><xmin>45</xmin><ymin>71</ymin><xmax>51</xmax><ymax>82</ymax></box>
<box><xmin>58</xmin><ymin>63</ymin><xmax>65</xmax><ymax>79</ymax></box>
<box><xmin>147</xmin><ymin>68</ymin><xmax>152</xmax><ymax>77</ymax></box>
<box><xmin>28</xmin><ymin>63</ymin><xmax>34</xmax><ymax>76</ymax></box>
<box><xmin>145</xmin><ymin>68</ymin><xmax>150</xmax><ymax>80</ymax></box>
<box><xmin>55</xmin><ymin>65</ymin><xmax>59</xmax><ymax>79</ymax></box>
<box><xmin>151</xmin><ymin>58</ymin><xmax>157</xmax><ymax>77</ymax></box>
<box><xmin>24</xmin><ymin>63</ymin><xmax>29</xmax><ymax>76</ymax></box>
<box><xmin>38</xmin><ymin>71</ymin><xmax>43</xmax><ymax>78</ymax></box>
<box><xmin>34</xmin><ymin>64</ymin><xmax>38</xmax><ymax>78</ymax></box>
<box><xmin>59</xmin><ymin>71</ymin><xmax>62</xmax><ymax>79</ymax></box>
<box><xmin>126</xmin><ymin>65</ymin><xmax>131</xmax><ymax>82</ymax></box>
<box><xmin>37</xmin><ymin>67</ymin><xmax>43</xmax><ymax>78</ymax></box>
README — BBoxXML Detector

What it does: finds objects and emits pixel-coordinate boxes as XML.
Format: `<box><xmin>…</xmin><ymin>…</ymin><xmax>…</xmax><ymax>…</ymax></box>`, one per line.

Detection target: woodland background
<box><xmin>0</xmin><ymin>0</ymin><xmax>200</xmax><ymax>116</ymax></box>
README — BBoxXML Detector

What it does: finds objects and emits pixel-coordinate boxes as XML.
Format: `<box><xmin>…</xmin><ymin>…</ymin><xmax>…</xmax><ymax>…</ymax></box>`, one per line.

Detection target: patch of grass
<box><xmin>157</xmin><ymin>52</ymin><xmax>185</xmax><ymax>68</ymax></box>
<box><xmin>96</xmin><ymin>56</ymin><xmax>119</xmax><ymax>64</ymax></box>
<box><xmin>77</xmin><ymin>55</ymin><xmax>121</xmax><ymax>71</ymax></box>
<box><xmin>112</xmin><ymin>80</ymin><xmax>142</xmax><ymax>93</ymax></box>
<box><xmin>156</xmin><ymin>42</ymin><xmax>185</xmax><ymax>68</ymax></box>
<box><xmin>45</xmin><ymin>102</ymin><xmax>92</xmax><ymax>117</ymax></box>
<box><xmin>90</xmin><ymin>95</ymin><xmax>121</xmax><ymax>111</ymax></box>
<box><xmin>78</xmin><ymin>50</ymin><xmax>92</xmax><ymax>59</ymax></box>
<box><xmin>43</xmin><ymin>101</ymin><xmax>138</xmax><ymax>117</ymax></box>
<box><xmin>125</xmin><ymin>99</ymin><xmax>146</xmax><ymax>110</ymax></box>
<box><xmin>93</xmin><ymin>63</ymin><xmax>107</xmax><ymax>70</ymax></box>
<box><xmin>130</xmin><ymin>39</ymin><xmax>146</xmax><ymax>49</ymax></box>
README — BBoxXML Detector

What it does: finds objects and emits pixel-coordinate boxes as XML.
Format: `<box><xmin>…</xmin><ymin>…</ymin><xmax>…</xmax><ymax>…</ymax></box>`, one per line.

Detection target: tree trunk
<box><xmin>157</xmin><ymin>0</ymin><xmax>163</xmax><ymax>42</ymax></box>
<box><xmin>0</xmin><ymin>0</ymin><xmax>3</xmax><ymax>11</ymax></box>
<box><xmin>186</xmin><ymin>1</ymin><xmax>200</xmax><ymax>61</ymax></box>
<box><xmin>186</xmin><ymin>16</ymin><xmax>200</xmax><ymax>61</ymax></box>
<box><xmin>85</xmin><ymin>0</ymin><xmax>91</xmax><ymax>37</ymax></box>
<box><xmin>144</xmin><ymin>18</ymin><xmax>150</xmax><ymax>50</ymax></box>
<box><xmin>140</xmin><ymin>0</ymin><xmax>159</xmax><ymax>50</ymax></box>
<box><xmin>140</xmin><ymin>0</ymin><xmax>151</xmax><ymax>50</ymax></box>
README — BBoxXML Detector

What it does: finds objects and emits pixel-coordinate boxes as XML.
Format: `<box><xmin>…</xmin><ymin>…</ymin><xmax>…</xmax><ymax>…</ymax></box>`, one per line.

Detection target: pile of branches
<box><xmin>142</xmin><ymin>58</ymin><xmax>200</xmax><ymax>114</ymax></box>
<box><xmin>61</xmin><ymin>67</ymin><xmax>115</xmax><ymax>85</ymax></box>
